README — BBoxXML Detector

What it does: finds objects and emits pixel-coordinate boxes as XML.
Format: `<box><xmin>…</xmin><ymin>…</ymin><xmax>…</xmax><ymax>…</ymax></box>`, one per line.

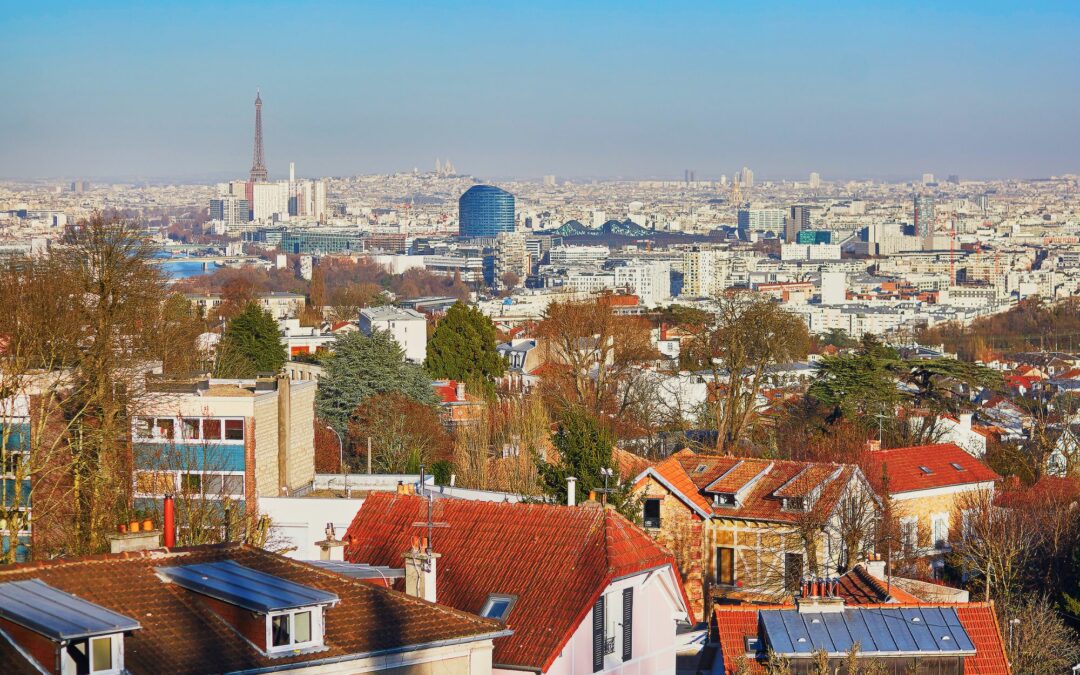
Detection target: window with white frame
<box><xmin>900</xmin><ymin>517</ymin><xmax>919</xmax><ymax>552</ymax></box>
<box><xmin>267</xmin><ymin>607</ymin><xmax>323</xmax><ymax>654</ymax></box>
<box><xmin>62</xmin><ymin>633</ymin><xmax>123</xmax><ymax>675</ymax></box>
<box><xmin>931</xmin><ymin>513</ymin><xmax>949</xmax><ymax>549</ymax></box>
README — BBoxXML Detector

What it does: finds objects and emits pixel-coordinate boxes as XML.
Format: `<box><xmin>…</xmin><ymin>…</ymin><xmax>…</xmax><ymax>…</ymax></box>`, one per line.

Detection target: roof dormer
<box><xmin>156</xmin><ymin>560</ymin><xmax>339</xmax><ymax>656</ymax></box>
<box><xmin>0</xmin><ymin>579</ymin><xmax>141</xmax><ymax>675</ymax></box>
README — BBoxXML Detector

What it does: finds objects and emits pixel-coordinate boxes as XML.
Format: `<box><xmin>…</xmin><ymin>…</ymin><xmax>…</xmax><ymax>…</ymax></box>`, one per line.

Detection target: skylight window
<box><xmin>480</xmin><ymin>593</ymin><xmax>517</xmax><ymax>621</ymax></box>
<box><xmin>694</xmin><ymin>464</ymin><xmax>707</xmax><ymax>474</ymax></box>
<box><xmin>919</xmin><ymin>466</ymin><xmax>934</xmax><ymax>475</ymax></box>
<box><xmin>950</xmin><ymin>462</ymin><xmax>965</xmax><ymax>471</ymax></box>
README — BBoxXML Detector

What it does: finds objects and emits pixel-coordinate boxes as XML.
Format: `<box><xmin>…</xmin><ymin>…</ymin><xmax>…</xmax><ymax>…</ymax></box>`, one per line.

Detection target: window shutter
<box><xmin>621</xmin><ymin>587</ymin><xmax>633</xmax><ymax>662</ymax></box>
<box><xmin>592</xmin><ymin>596</ymin><xmax>604</xmax><ymax>672</ymax></box>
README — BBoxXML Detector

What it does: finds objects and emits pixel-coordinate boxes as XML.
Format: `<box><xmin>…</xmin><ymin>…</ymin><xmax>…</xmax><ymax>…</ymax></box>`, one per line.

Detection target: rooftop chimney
<box><xmin>315</xmin><ymin>522</ymin><xmax>347</xmax><ymax>562</ymax></box>
<box><xmin>108</xmin><ymin>520</ymin><xmax>162</xmax><ymax>554</ymax></box>
<box><xmin>567</xmin><ymin>476</ymin><xmax>577</xmax><ymax>506</ymax></box>
<box><xmin>958</xmin><ymin>413</ymin><xmax>973</xmax><ymax>430</ymax></box>
<box><xmin>866</xmin><ymin>439</ymin><xmax>882</xmax><ymax>453</ymax></box>
<box><xmin>864</xmin><ymin>553</ymin><xmax>887</xmax><ymax>579</ymax></box>
<box><xmin>163</xmin><ymin>495</ymin><xmax>176</xmax><ymax>548</ymax></box>
<box><xmin>455</xmin><ymin>381</ymin><xmax>466</xmax><ymax>401</ymax></box>
<box><xmin>796</xmin><ymin>576</ymin><xmax>846</xmax><ymax>613</ymax></box>
<box><xmin>404</xmin><ymin>536</ymin><xmax>440</xmax><ymax>603</ymax></box>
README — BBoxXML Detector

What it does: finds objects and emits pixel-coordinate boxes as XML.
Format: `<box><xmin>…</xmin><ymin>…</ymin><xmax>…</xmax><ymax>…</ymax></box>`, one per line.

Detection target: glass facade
<box><xmin>459</xmin><ymin>185</ymin><xmax>515</xmax><ymax>238</ymax></box>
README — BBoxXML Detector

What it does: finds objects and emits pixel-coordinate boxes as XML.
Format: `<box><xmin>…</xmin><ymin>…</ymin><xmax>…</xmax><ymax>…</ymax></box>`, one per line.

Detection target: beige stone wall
<box><xmin>637</xmin><ymin>476</ymin><xmax>705</xmax><ymax>617</ymax></box>
<box><xmin>253</xmin><ymin>393</ymin><xmax>279</xmax><ymax>496</ymax></box>
<box><xmin>893</xmin><ymin>485</ymin><xmax>993</xmax><ymax>556</ymax></box>
<box><xmin>286</xmin><ymin>381</ymin><xmax>316</xmax><ymax>491</ymax></box>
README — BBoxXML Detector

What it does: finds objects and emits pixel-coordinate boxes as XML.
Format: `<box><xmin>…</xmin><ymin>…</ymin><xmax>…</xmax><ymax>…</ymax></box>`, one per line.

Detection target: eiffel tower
<box><xmin>249</xmin><ymin>90</ymin><xmax>269</xmax><ymax>183</ymax></box>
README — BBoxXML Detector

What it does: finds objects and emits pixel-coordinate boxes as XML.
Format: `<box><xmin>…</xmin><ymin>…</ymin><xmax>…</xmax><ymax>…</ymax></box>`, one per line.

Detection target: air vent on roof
<box><xmin>950</xmin><ymin>462</ymin><xmax>965</xmax><ymax>471</ymax></box>
<box><xmin>919</xmin><ymin>466</ymin><xmax>934</xmax><ymax>474</ymax></box>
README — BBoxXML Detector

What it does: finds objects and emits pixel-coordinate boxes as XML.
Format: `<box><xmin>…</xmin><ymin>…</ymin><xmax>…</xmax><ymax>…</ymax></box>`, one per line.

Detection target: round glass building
<box><xmin>458</xmin><ymin>185</ymin><xmax>515</xmax><ymax>237</ymax></box>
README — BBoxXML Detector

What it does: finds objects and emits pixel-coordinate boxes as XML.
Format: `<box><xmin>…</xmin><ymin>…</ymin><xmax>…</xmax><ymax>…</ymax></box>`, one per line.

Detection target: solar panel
<box><xmin>156</xmin><ymin>560</ymin><xmax>339</xmax><ymax>613</ymax></box>
<box><xmin>0</xmin><ymin>579</ymin><xmax>140</xmax><ymax>641</ymax></box>
<box><xmin>760</xmin><ymin>607</ymin><xmax>977</xmax><ymax>657</ymax></box>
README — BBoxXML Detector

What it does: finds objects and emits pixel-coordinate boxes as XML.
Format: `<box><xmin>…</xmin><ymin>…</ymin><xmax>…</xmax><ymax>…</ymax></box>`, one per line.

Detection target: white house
<box><xmin>359</xmin><ymin>306</ymin><xmax>428</xmax><ymax>363</ymax></box>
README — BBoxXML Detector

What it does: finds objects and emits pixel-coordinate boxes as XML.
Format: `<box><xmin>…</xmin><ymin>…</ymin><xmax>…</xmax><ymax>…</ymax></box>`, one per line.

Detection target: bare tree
<box><xmin>948</xmin><ymin>489</ymin><xmax>1037</xmax><ymax>605</ymax></box>
<box><xmin>1000</xmin><ymin>595</ymin><xmax>1080</xmax><ymax>675</ymax></box>
<box><xmin>684</xmin><ymin>293</ymin><xmax>810</xmax><ymax>453</ymax></box>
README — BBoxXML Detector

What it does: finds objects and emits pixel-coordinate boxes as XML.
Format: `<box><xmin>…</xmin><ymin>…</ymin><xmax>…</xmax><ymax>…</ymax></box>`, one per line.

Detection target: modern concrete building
<box><xmin>359</xmin><ymin>306</ymin><xmax>428</xmax><ymax>363</ymax></box>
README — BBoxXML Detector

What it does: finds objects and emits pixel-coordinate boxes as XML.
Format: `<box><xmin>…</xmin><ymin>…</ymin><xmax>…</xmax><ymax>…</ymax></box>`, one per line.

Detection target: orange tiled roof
<box><xmin>0</xmin><ymin>544</ymin><xmax>502</xmax><ymax>675</ymax></box>
<box><xmin>638</xmin><ymin>450</ymin><xmax>859</xmax><ymax>524</ymax></box>
<box><xmin>344</xmin><ymin>494</ymin><xmax>693</xmax><ymax>672</ymax></box>
<box><xmin>863</xmin><ymin>443</ymin><xmax>1001</xmax><ymax>494</ymax></box>
<box><xmin>713</xmin><ymin>602</ymin><xmax>1010</xmax><ymax>674</ymax></box>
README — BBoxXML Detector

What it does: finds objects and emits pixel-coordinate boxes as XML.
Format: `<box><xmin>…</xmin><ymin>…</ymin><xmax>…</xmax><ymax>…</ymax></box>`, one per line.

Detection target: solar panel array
<box><xmin>0</xmin><ymin>579</ymin><xmax>141</xmax><ymax>641</ymax></box>
<box><xmin>760</xmin><ymin>607</ymin><xmax>976</xmax><ymax>657</ymax></box>
<box><xmin>156</xmin><ymin>560</ymin><xmax>339</xmax><ymax>613</ymax></box>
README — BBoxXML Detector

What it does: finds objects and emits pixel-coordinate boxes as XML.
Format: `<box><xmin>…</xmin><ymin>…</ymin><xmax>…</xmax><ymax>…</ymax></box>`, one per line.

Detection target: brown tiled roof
<box><xmin>0</xmin><ymin>544</ymin><xmax>503</xmax><ymax>675</ymax></box>
<box><xmin>344</xmin><ymin>493</ymin><xmax>693</xmax><ymax>672</ymax></box>
<box><xmin>638</xmin><ymin>450</ymin><xmax>861</xmax><ymax>524</ymax></box>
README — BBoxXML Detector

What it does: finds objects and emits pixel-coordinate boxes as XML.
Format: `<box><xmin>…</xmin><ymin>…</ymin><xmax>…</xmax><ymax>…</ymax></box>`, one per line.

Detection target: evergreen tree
<box><xmin>214</xmin><ymin>302</ymin><xmax>286</xmax><ymax>377</ymax></box>
<box><xmin>425</xmin><ymin>302</ymin><xmax>505</xmax><ymax>396</ymax></box>
<box><xmin>316</xmin><ymin>329</ymin><xmax>438</xmax><ymax>435</ymax></box>
<box><xmin>538</xmin><ymin>407</ymin><xmax>638</xmax><ymax>520</ymax></box>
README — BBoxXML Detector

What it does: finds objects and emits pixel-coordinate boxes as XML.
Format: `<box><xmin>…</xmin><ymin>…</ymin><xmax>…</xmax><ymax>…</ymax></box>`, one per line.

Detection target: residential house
<box><xmin>260</xmin><ymin>291</ymin><xmax>306</xmax><ymax>320</ymax></box>
<box><xmin>862</xmin><ymin>443</ymin><xmax>1000</xmax><ymax>572</ymax></box>
<box><xmin>496</xmin><ymin>338</ymin><xmax>542</xmax><ymax>374</ymax></box>
<box><xmin>0</xmin><ymin>395</ymin><xmax>31</xmax><ymax>561</ymax></box>
<box><xmin>133</xmin><ymin>376</ymin><xmax>316</xmax><ymax>520</ymax></box>
<box><xmin>633</xmin><ymin>450</ymin><xmax>878</xmax><ymax>617</ymax></box>
<box><xmin>432</xmin><ymin>380</ymin><xmax>485</xmax><ymax>426</ymax></box>
<box><xmin>0</xmin><ymin>542</ymin><xmax>504</xmax><ymax>673</ymax></box>
<box><xmin>908</xmin><ymin>412</ymin><xmax>989</xmax><ymax>458</ymax></box>
<box><xmin>345</xmin><ymin>493</ymin><xmax>694</xmax><ymax>674</ymax></box>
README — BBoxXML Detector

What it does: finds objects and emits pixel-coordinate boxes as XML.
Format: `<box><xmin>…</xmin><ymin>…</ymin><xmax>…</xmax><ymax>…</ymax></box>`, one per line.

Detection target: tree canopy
<box><xmin>214</xmin><ymin>302</ymin><xmax>286</xmax><ymax>378</ymax></box>
<box><xmin>315</xmin><ymin>329</ymin><xmax>438</xmax><ymax>435</ymax></box>
<box><xmin>425</xmin><ymin>302</ymin><xmax>505</xmax><ymax>396</ymax></box>
<box><xmin>538</xmin><ymin>407</ymin><xmax>637</xmax><ymax>520</ymax></box>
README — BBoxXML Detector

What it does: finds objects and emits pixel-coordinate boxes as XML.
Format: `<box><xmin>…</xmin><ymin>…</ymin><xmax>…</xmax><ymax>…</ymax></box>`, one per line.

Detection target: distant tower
<box><xmin>249</xmin><ymin>91</ymin><xmax>269</xmax><ymax>183</ymax></box>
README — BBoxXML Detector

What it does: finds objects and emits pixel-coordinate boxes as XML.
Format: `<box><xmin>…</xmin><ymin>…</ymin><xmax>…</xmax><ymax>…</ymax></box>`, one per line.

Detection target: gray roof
<box><xmin>304</xmin><ymin>561</ymin><xmax>405</xmax><ymax>580</ymax></box>
<box><xmin>761</xmin><ymin>607</ymin><xmax>976</xmax><ymax>657</ymax></box>
<box><xmin>155</xmin><ymin>560</ymin><xmax>339</xmax><ymax>613</ymax></box>
<box><xmin>0</xmin><ymin>579</ymin><xmax>141</xmax><ymax>640</ymax></box>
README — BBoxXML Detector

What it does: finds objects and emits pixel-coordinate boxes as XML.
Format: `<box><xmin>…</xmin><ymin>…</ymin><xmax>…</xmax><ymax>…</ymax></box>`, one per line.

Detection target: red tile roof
<box><xmin>344</xmin><ymin>493</ymin><xmax>692</xmax><ymax>672</ymax></box>
<box><xmin>862</xmin><ymin>443</ymin><xmax>1001</xmax><ymax>494</ymax></box>
<box><xmin>835</xmin><ymin>564</ymin><xmax>922</xmax><ymax>605</ymax></box>
<box><xmin>0</xmin><ymin>544</ymin><xmax>503</xmax><ymax>675</ymax></box>
<box><xmin>713</xmin><ymin>601</ymin><xmax>1010</xmax><ymax>674</ymax></box>
<box><xmin>636</xmin><ymin>450</ymin><xmax>861</xmax><ymax>524</ymax></box>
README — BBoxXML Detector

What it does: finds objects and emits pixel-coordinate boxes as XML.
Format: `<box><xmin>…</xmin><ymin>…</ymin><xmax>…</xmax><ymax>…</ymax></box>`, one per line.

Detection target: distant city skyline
<box><xmin>1</xmin><ymin>1</ymin><xmax>1079</xmax><ymax>181</ymax></box>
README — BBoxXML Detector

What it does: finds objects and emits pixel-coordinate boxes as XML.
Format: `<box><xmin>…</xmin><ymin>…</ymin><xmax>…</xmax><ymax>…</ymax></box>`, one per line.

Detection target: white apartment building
<box><xmin>566</xmin><ymin>270</ymin><xmax>616</xmax><ymax>296</ymax></box>
<box><xmin>682</xmin><ymin>249</ymin><xmax>732</xmax><ymax>297</ymax></box>
<box><xmin>780</xmin><ymin>243</ymin><xmax>842</xmax><ymax>261</ymax></box>
<box><xmin>549</xmin><ymin>244</ymin><xmax>609</xmax><ymax>267</ymax></box>
<box><xmin>614</xmin><ymin>260</ymin><xmax>671</xmax><ymax>306</ymax></box>
<box><xmin>252</xmin><ymin>181</ymin><xmax>289</xmax><ymax>221</ymax></box>
<box><xmin>359</xmin><ymin>306</ymin><xmax>428</xmax><ymax>363</ymax></box>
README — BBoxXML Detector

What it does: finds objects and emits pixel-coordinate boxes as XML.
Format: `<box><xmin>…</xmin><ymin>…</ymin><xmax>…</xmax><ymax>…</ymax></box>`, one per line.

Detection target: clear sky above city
<box><xmin>1</xmin><ymin>1</ymin><xmax>1078</xmax><ymax>182</ymax></box>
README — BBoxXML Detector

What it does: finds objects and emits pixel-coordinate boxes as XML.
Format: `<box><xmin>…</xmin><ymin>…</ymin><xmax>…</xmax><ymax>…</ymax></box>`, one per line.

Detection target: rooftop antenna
<box><xmin>411</xmin><ymin>466</ymin><xmax>449</xmax><ymax>555</ymax></box>
<box><xmin>597</xmin><ymin>467</ymin><xmax>615</xmax><ymax>506</ymax></box>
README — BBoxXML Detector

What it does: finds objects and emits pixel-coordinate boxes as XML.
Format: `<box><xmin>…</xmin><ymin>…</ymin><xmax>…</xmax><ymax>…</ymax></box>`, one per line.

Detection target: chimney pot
<box><xmin>567</xmin><ymin>476</ymin><xmax>577</xmax><ymax>506</ymax></box>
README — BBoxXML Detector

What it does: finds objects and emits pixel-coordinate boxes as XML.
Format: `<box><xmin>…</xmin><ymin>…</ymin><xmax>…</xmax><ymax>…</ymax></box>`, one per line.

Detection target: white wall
<box><xmin>261</xmin><ymin>496</ymin><xmax>365</xmax><ymax>559</ymax></box>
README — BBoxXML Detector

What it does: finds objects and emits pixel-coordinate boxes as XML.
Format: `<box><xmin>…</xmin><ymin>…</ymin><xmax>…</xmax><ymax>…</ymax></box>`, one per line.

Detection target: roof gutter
<box><xmin>226</xmin><ymin>629</ymin><xmax>513</xmax><ymax>675</ymax></box>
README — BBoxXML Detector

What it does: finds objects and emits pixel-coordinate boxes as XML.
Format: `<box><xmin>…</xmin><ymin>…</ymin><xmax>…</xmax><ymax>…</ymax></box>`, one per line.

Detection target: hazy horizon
<box><xmin>2</xmin><ymin>1</ymin><xmax>1078</xmax><ymax>182</ymax></box>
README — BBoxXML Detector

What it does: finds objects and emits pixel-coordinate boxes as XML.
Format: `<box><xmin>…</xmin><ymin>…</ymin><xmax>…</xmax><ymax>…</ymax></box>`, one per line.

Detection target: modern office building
<box><xmin>458</xmin><ymin>185</ymin><xmax>515</xmax><ymax>237</ymax></box>
<box><xmin>209</xmin><ymin>197</ymin><xmax>251</xmax><ymax>226</ymax></box>
<box><xmin>786</xmin><ymin>205</ymin><xmax>811</xmax><ymax>242</ymax></box>
<box><xmin>914</xmin><ymin>194</ymin><xmax>936</xmax><ymax>250</ymax></box>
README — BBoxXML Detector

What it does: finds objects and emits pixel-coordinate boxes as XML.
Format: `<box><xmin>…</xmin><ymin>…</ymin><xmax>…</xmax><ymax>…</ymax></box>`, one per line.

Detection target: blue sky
<box><xmin>1</xmin><ymin>1</ymin><xmax>1078</xmax><ymax>181</ymax></box>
